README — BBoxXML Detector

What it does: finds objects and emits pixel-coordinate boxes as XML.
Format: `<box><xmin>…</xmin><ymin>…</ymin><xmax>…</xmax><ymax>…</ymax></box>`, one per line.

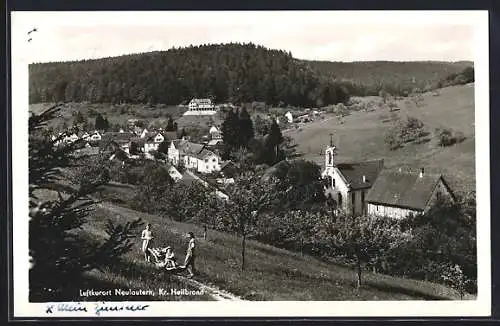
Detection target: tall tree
<box><xmin>238</xmin><ymin>107</ymin><xmax>254</xmax><ymax>148</ymax></box>
<box><xmin>166</xmin><ymin>116</ymin><xmax>176</xmax><ymax>132</ymax></box>
<box><xmin>222</xmin><ymin>171</ymin><xmax>279</xmax><ymax>271</ymax></box>
<box><xmin>221</xmin><ymin>108</ymin><xmax>240</xmax><ymax>152</ymax></box>
<box><xmin>263</xmin><ymin>120</ymin><xmax>284</xmax><ymax>165</ymax></box>
<box><xmin>29</xmin><ymin>105</ymin><xmax>142</xmax><ymax>301</ymax></box>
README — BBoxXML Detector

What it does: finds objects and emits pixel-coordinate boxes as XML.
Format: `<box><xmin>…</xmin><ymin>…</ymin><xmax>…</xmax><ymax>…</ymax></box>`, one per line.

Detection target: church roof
<box><xmin>335</xmin><ymin>159</ymin><xmax>384</xmax><ymax>190</ymax></box>
<box><xmin>365</xmin><ymin>170</ymin><xmax>454</xmax><ymax>210</ymax></box>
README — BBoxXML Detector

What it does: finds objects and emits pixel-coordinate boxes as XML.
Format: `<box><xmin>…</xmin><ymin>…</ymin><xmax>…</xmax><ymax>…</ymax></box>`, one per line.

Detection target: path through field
<box><xmin>96</xmin><ymin>202</ymin><xmax>244</xmax><ymax>301</ymax></box>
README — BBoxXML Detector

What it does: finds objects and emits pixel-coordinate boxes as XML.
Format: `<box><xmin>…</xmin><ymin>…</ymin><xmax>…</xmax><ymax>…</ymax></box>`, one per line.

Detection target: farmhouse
<box><xmin>168</xmin><ymin>139</ymin><xmax>221</xmax><ymax>174</ymax></box>
<box><xmin>89</xmin><ymin>131</ymin><xmax>102</xmax><ymax>142</ymax></box>
<box><xmin>365</xmin><ymin>169</ymin><xmax>456</xmax><ymax>219</ymax></box>
<box><xmin>101</xmin><ymin>132</ymin><xmax>136</xmax><ymax>153</ymax></box>
<box><xmin>143</xmin><ymin>132</ymin><xmax>166</xmax><ymax>153</ymax></box>
<box><xmin>183</xmin><ymin>98</ymin><xmax>217</xmax><ymax>116</ymax></box>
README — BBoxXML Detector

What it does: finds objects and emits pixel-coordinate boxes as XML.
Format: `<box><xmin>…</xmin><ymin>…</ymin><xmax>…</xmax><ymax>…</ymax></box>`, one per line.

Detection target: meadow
<box><xmin>57</xmin><ymin>182</ymin><xmax>472</xmax><ymax>302</ymax></box>
<box><xmin>287</xmin><ymin>84</ymin><xmax>475</xmax><ymax>195</ymax></box>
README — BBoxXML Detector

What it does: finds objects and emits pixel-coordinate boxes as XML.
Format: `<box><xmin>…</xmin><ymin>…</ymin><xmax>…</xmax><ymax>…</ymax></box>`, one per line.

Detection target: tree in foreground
<box><xmin>315</xmin><ymin>214</ymin><xmax>405</xmax><ymax>289</ymax></box>
<box><xmin>29</xmin><ymin>105</ymin><xmax>142</xmax><ymax>301</ymax></box>
<box><xmin>222</xmin><ymin>171</ymin><xmax>280</xmax><ymax>271</ymax></box>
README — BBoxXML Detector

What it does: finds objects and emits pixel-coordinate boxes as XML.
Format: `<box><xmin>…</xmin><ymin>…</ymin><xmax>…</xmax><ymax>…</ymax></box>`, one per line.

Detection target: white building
<box><xmin>183</xmin><ymin>98</ymin><xmax>217</xmax><ymax>116</ymax></box>
<box><xmin>168</xmin><ymin>139</ymin><xmax>221</xmax><ymax>174</ymax></box>
<box><xmin>143</xmin><ymin>132</ymin><xmax>165</xmax><ymax>153</ymax></box>
<box><xmin>322</xmin><ymin>143</ymin><xmax>384</xmax><ymax>216</ymax></box>
<box><xmin>365</xmin><ymin>168</ymin><xmax>456</xmax><ymax>219</ymax></box>
<box><xmin>90</xmin><ymin>131</ymin><xmax>102</xmax><ymax>142</ymax></box>
<box><xmin>285</xmin><ymin>111</ymin><xmax>293</xmax><ymax>123</ymax></box>
<box><xmin>140</xmin><ymin>128</ymin><xmax>149</xmax><ymax>139</ymax></box>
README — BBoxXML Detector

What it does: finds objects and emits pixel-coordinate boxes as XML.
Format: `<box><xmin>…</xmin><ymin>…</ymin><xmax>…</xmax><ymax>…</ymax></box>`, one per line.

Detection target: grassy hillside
<box><xmin>68</xmin><ymin>182</ymin><xmax>471</xmax><ymax>301</ymax></box>
<box><xmin>288</xmin><ymin>84</ymin><xmax>475</xmax><ymax>195</ymax></box>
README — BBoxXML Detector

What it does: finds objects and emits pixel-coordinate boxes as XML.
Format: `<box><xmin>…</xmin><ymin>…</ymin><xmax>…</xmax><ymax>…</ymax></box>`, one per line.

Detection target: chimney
<box><xmin>362</xmin><ymin>175</ymin><xmax>367</xmax><ymax>183</ymax></box>
<box><xmin>419</xmin><ymin>168</ymin><xmax>424</xmax><ymax>178</ymax></box>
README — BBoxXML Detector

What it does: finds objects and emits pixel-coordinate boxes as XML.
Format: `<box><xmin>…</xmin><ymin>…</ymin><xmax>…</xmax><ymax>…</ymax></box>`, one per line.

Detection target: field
<box><xmin>39</xmin><ymin>182</ymin><xmax>468</xmax><ymax>302</ymax></box>
<box><xmin>287</xmin><ymin>84</ymin><xmax>475</xmax><ymax>195</ymax></box>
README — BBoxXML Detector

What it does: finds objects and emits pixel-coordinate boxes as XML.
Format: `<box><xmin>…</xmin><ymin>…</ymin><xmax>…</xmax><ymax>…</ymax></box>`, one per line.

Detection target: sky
<box><xmin>12</xmin><ymin>11</ymin><xmax>480</xmax><ymax>64</ymax></box>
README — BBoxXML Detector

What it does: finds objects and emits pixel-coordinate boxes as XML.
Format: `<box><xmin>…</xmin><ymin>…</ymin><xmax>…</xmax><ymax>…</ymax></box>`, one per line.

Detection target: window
<box><xmin>361</xmin><ymin>191</ymin><xmax>366</xmax><ymax>214</ymax></box>
<box><xmin>328</xmin><ymin>151</ymin><xmax>333</xmax><ymax>165</ymax></box>
<box><xmin>338</xmin><ymin>193</ymin><xmax>343</xmax><ymax>206</ymax></box>
<box><xmin>212</xmin><ymin>158</ymin><xmax>216</xmax><ymax>162</ymax></box>
<box><xmin>331</xmin><ymin>177</ymin><xmax>335</xmax><ymax>188</ymax></box>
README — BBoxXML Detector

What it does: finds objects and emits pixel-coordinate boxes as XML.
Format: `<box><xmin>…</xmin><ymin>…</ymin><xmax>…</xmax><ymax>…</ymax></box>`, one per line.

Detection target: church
<box><xmin>321</xmin><ymin>140</ymin><xmax>455</xmax><ymax>219</ymax></box>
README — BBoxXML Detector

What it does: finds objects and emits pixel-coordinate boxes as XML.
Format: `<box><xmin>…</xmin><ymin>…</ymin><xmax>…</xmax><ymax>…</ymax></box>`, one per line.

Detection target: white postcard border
<box><xmin>11</xmin><ymin>10</ymin><xmax>491</xmax><ymax>318</ymax></box>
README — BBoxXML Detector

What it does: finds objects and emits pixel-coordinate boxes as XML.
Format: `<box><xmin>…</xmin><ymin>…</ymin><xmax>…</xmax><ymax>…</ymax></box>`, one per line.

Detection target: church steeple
<box><xmin>325</xmin><ymin>133</ymin><xmax>337</xmax><ymax>168</ymax></box>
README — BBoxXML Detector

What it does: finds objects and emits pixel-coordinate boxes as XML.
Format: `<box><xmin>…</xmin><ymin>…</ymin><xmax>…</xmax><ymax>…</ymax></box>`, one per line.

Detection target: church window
<box><xmin>328</xmin><ymin>151</ymin><xmax>333</xmax><ymax>165</ymax></box>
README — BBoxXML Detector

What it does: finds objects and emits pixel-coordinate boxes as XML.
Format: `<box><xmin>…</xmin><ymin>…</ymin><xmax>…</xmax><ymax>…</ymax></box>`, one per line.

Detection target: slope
<box><xmin>83</xmin><ymin>183</ymin><xmax>472</xmax><ymax>301</ymax></box>
<box><xmin>287</xmin><ymin>84</ymin><xmax>475</xmax><ymax>195</ymax></box>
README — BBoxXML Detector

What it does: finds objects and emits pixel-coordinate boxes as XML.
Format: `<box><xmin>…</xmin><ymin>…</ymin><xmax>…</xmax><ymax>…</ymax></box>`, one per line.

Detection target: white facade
<box><xmin>143</xmin><ymin>133</ymin><xmax>165</xmax><ymax>153</ymax></box>
<box><xmin>184</xmin><ymin>99</ymin><xmax>217</xmax><ymax>116</ymax></box>
<box><xmin>210</xmin><ymin>126</ymin><xmax>222</xmax><ymax>140</ymax></box>
<box><xmin>367</xmin><ymin>203</ymin><xmax>419</xmax><ymax>219</ymax></box>
<box><xmin>321</xmin><ymin>145</ymin><xmax>371</xmax><ymax>216</ymax></box>
<box><xmin>140</xmin><ymin>129</ymin><xmax>149</xmax><ymax>139</ymax></box>
<box><xmin>168</xmin><ymin>141</ymin><xmax>221</xmax><ymax>174</ymax></box>
<box><xmin>285</xmin><ymin>111</ymin><xmax>293</xmax><ymax>123</ymax></box>
<box><xmin>90</xmin><ymin>131</ymin><xmax>102</xmax><ymax>141</ymax></box>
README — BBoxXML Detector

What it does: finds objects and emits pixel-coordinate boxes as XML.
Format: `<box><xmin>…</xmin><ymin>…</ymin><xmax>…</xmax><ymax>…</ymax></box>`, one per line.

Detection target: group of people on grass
<box><xmin>140</xmin><ymin>223</ymin><xmax>196</xmax><ymax>278</ymax></box>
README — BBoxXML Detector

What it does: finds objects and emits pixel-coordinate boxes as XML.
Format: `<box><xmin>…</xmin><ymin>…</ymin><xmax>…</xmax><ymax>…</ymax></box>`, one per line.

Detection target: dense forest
<box><xmin>29</xmin><ymin>43</ymin><xmax>474</xmax><ymax>107</ymax></box>
<box><xmin>29</xmin><ymin>43</ymin><xmax>349</xmax><ymax>107</ymax></box>
<box><xmin>307</xmin><ymin>60</ymin><xmax>473</xmax><ymax>96</ymax></box>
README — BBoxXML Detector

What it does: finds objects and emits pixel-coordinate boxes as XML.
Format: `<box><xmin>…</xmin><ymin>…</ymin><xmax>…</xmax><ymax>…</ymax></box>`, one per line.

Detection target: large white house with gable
<box><xmin>168</xmin><ymin>139</ymin><xmax>221</xmax><ymax>174</ymax></box>
<box><xmin>183</xmin><ymin>98</ymin><xmax>217</xmax><ymax>116</ymax></box>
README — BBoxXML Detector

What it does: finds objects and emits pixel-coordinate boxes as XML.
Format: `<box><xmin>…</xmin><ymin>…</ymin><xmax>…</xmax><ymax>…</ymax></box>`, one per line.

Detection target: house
<box><xmin>365</xmin><ymin>168</ymin><xmax>456</xmax><ymax>219</ymax></box>
<box><xmin>167</xmin><ymin>165</ymin><xmax>183</xmax><ymax>182</ymax></box>
<box><xmin>168</xmin><ymin>139</ymin><xmax>221</xmax><ymax>174</ymax></box>
<box><xmin>209</xmin><ymin>126</ymin><xmax>222</xmax><ymax>140</ymax></box>
<box><xmin>183</xmin><ymin>98</ymin><xmax>217</xmax><ymax>116</ymax></box>
<box><xmin>188</xmin><ymin>98</ymin><xmax>214</xmax><ymax>111</ymax></box>
<box><xmin>64</xmin><ymin>133</ymin><xmax>79</xmax><ymax>144</ymax></box>
<box><xmin>143</xmin><ymin>132</ymin><xmax>165</xmax><ymax>153</ymax></box>
<box><xmin>285</xmin><ymin>111</ymin><xmax>293</xmax><ymax>123</ymax></box>
<box><xmin>101</xmin><ymin>132</ymin><xmax>135</xmax><ymax>153</ymax></box>
<box><xmin>321</xmin><ymin>143</ymin><xmax>384</xmax><ymax>216</ymax></box>
<box><xmin>89</xmin><ymin>131</ymin><xmax>102</xmax><ymax>142</ymax></box>
<box><xmin>140</xmin><ymin>128</ymin><xmax>149</xmax><ymax>139</ymax></box>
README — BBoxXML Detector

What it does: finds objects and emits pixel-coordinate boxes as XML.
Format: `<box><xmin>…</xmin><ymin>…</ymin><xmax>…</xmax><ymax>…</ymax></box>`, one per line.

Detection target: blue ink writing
<box><xmin>45</xmin><ymin>303</ymin><xmax>88</xmax><ymax>314</ymax></box>
<box><xmin>94</xmin><ymin>303</ymin><xmax>149</xmax><ymax>316</ymax></box>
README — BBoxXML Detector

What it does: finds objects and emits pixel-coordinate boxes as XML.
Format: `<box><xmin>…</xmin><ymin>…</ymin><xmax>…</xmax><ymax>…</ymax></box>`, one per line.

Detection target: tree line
<box><xmin>308</xmin><ymin>60</ymin><xmax>474</xmax><ymax>97</ymax></box>
<box><xmin>29</xmin><ymin>43</ymin><xmax>349</xmax><ymax>107</ymax></box>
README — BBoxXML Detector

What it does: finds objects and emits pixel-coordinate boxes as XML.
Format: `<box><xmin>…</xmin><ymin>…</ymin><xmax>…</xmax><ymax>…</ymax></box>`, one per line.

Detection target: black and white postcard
<box><xmin>11</xmin><ymin>10</ymin><xmax>491</xmax><ymax>318</ymax></box>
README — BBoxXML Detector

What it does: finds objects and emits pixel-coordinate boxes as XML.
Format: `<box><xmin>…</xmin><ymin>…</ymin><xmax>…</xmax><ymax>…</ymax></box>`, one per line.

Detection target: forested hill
<box><xmin>29</xmin><ymin>43</ymin><xmax>474</xmax><ymax>106</ymax></box>
<box><xmin>29</xmin><ymin>43</ymin><xmax>349</xmax><ymax>107</ymax></box>
<box><xmin>307</xmin><ymin>60</ymin><xmax>473</xmax><ymax>96</ymax></box>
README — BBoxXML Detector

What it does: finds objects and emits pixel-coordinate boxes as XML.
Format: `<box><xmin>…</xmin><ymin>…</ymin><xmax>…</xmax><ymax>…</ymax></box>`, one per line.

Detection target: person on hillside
<box><xmin>141</xmin><ymin>223</ymin><xmax>154</xmax><ymax>262</ymax></box>
<box><xmin>183</xmin><ymin>232</ymin><xmax>196</xmax><ymax>278</ymax></box>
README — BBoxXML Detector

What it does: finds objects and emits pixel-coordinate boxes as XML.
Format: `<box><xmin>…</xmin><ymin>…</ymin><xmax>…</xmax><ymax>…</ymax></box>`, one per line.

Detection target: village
<box><xmin>52</xmin><ymin>96</ymin><xmax>456</xmax><ymax>219</ymax></box>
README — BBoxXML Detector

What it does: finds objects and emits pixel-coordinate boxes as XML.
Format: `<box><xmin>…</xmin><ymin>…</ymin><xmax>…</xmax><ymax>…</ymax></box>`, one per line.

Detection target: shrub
<box><xmin>435</xmin><ymin>128</ymin><xmax>467</xmax><ymax>147</ymax></box>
